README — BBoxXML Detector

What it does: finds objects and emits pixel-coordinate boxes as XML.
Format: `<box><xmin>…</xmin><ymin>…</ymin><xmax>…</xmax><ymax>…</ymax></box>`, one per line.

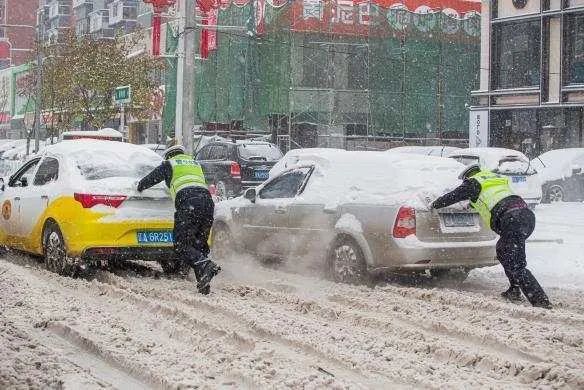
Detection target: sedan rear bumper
<box><xmin>82</xmin><ymin>246</ymin><xmax>175</xmax><ymax>262</ymax></box>
<box><xmin>370</xmin><ymin>235</ymin><xmax>498</xmax><ymax>271</ymax></box>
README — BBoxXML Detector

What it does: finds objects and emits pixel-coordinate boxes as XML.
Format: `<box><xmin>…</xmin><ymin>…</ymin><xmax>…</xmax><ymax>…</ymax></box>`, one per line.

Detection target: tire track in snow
<box><xmin>0</xmin><ymin>258</ymin><xmax>353</xmax><ymax>389</ymax></box>
<box><xmin>94</xmin><ymin>271</ymin><xmax>408</xmax><ymax>389</ymax></box>
<box><xmin>101</xmin><ymin>273</ymin><xmax>559</xmax><ymax>388</ymax></box>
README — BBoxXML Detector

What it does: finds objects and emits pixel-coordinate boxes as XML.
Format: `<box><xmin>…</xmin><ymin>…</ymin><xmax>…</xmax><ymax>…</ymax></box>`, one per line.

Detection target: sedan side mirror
<box><xmin>244</xmin><ymin>188</ymin><xmax>256</xmax><ymax>203</ymax></box>
<box><xmin>20</xmin><ymin>177</ymin><xmax>28</xmax><ymax>187</ymax></box>
<box><xmin>572</xmin><ymin>165</ymin><xmax>582</xmax><ymax>175</ymax></box>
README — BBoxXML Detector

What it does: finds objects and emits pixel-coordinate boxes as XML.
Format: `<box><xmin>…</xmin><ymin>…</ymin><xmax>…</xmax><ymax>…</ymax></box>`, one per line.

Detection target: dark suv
<box><xmin>194</xmin><ymin>140</ymin><xmax>283</xmax><ymax>199</ymax></box>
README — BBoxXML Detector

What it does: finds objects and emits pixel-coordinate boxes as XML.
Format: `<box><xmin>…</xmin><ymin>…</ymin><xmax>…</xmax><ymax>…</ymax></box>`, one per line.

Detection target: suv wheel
<box><xmin>328</xmin><ymin>237</ymin><xmax>367</xmax><ymax>284</ymax></box>
<box><xmin>43</xmin><ymin>222</ymin><xmax>77</xmax><ymax>276</ymax></box>
<box><xmin>548</xmin><ymin>185</ymin><xmax>564</xmax><ymax>203</ymax></box>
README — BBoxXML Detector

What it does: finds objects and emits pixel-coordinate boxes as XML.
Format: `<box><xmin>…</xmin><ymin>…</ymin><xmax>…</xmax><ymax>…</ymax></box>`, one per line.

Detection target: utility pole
<box><xmin>174</xmin><ymin>0</ymin><xmax>185</xmax><ymax>147</ymax></box>
<box><xmin>33</xmin><ymin>10</ymin><xmax>44</xmax><ymax>154</ymax></box>
<box><xmin>181</xmin><ymin>0</ymin><xmax>196</xmax><ymax>154</ymax></box>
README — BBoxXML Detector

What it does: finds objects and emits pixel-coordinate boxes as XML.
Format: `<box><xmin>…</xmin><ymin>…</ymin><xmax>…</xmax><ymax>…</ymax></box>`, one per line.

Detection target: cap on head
<box><xmin>458</xmin><ymin>163</ymin><xmax>481</xmax><ymax>180</ymax></box>
<box><xmin>164</xmin><ymin>145</ymin><xmax>186</xmax><ymax>160</ymax></box>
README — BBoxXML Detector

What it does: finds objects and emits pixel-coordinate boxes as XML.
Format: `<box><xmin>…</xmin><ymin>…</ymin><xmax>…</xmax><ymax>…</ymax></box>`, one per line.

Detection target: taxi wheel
<box><xmin>328</xmin><ymin>236</ymin><xmax>367</xmax><ymax>285</ymax></box>
<box><xmin>43</xmin><ymin>223</ymin><xmax>76</xmax><ymax>277</ymax></box>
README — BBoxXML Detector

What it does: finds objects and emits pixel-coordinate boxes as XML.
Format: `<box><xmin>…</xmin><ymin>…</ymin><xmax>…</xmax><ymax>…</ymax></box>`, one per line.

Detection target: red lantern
<box><xmin>143</xmin><ymin>0</ymin><xmax>177</xmax><ymax>56</ymax></box>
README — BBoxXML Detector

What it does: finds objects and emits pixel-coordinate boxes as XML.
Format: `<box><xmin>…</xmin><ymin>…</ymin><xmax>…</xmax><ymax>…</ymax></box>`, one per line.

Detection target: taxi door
<box><xmin>0</xmin><ymin>158</ymin><xmax>41</xmax><ymax>246</ymax></box>
<box><xmin>18</xmin><ymin>157</ymin><xmax>61</xmax><ymax>243</ymax></box>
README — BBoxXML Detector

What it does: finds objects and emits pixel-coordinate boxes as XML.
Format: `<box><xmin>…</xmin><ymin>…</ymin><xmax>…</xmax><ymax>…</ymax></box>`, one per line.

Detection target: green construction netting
<box><xmin>167</xmin><ymin>2</ymin><xmax>480</xmax><ymax>143</ymax></box>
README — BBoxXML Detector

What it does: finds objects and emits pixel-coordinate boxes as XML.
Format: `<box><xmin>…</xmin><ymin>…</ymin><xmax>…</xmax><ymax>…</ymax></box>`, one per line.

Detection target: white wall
<box><xmin>497</xmin><ymin>0</ymin><xmax>540</xmax><ymax>18</ymax></box>
<box><xmin>547</xmin><ymin>17</ymin><xmax>561</xmax><ymax>103</ymax></box>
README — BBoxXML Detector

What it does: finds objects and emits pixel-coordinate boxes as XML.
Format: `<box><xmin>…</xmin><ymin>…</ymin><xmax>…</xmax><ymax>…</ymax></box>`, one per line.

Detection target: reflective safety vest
<box><xmin>470</xmin><ymin>169</ymin><xmax>514</xmax><ymax>227</ymax></box>
<box><xmin>169</xmin><ymin>154</ymin><xmax>207</xmax><ymax>199</ymax></box>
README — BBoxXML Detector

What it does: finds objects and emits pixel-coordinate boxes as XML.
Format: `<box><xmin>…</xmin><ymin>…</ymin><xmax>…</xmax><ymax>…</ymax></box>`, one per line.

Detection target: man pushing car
<box><xmin>137</xmin><ymin>145</ymin><xmax>220</xmax><ymax>295</ymax></box>
<box><xmin>430</xmin><ymin>164</ymin><xmax>551</xmax><ymax>309</ymax></box>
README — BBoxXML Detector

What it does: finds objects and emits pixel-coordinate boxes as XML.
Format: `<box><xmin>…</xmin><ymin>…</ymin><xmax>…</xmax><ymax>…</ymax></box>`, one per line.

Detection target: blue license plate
<box><xmin>254</xmin><ymin>170</ymin><xmax>269</xmax><ymax>180</ymax></box>
<box><xmin>137</xmin><ymin>231</ymin><xmax>174</xmax><ymax>244</ymax></box>
<box><xmin>512</xmin><ymin>176</ymin><xmax>527</xmax><ymax>183</ymax></box>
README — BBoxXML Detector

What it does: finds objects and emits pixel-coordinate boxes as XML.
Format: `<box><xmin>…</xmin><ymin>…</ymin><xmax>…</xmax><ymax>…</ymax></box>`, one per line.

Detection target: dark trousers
<box><xmin>173</xmin><ymin>189</ymin><xmax>214</xmax><ymax>274</ymax></box>
<box><xmin>495</xmin><ymin>208</ymin><xmax>550</xmax><ymax>306</ymax></box>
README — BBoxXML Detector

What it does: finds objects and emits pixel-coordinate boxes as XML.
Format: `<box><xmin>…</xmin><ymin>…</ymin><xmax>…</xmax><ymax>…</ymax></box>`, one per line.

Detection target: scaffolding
<box><xmin>162</xmin><ymin>0</ymin><xmax>481</xmax><ymax>151</ymax></box>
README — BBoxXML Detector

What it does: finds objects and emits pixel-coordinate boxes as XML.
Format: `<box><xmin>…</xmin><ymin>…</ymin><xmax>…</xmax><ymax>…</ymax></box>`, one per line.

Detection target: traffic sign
<box><xmin>114</xmin><ymin>85</ymin><xmax>132</xmax><ymax>105</ymax></box>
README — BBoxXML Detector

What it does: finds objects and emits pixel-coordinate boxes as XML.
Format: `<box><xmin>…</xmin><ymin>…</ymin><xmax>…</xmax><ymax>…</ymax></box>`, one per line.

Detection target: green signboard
<box><xmin>114</xmin><ymin>85</ymin><xmax>132</xmax><ymax>105</ymax></box>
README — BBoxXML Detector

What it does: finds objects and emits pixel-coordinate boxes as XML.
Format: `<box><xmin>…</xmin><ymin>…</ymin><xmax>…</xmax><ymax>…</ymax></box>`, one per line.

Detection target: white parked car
<box><xmin>531</xmin><ymin>148</ymin><xmax>584</xmax><ymax>203</ymax></box>
<box><xmin>447</xmin><ymin>147</ymin><xmax>542</xmax><ymax>208</ymax></box>
<box><xmin>387</xmin><ymin>145</ymin><xmax>460</xmax><ymax>157</ymax></box>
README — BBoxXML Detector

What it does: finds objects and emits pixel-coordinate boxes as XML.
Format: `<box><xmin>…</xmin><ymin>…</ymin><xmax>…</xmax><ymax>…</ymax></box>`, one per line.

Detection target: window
<box><xmin>33</xmin><ymin>157</ymin><xmax>59</xmax><ymax>186</ymax></box>
<box><xmin>208</xmin><ymin>145</ymin><xmax>228</xmax><ymax>160</ymax></box>
<box><xmin>238</xmin><ymin>143</ymin><xmax>282</xmax><ymax>161</ymax></box>
<box><xmin>195</xmin><ymin>146</ymin><xmax>211</xmax><ymax>160</ymax></box>
<box><xmin>259</xmin><ymin>168</ymin><xmax>311</xmax><ymax>199</ymax></box>
<box><xmin>9</xmin><ymin>159</ymin><xmax>40</xmax><ymax>188</ymax></box>
<box><xmin>492</xmin><ymin>20</ymin><xmax>541</xmax><ymax>89</ymax></box>
<box><xmin>564</xmin><ymin>14</ymin><xmax>584</xmax><ymax>85</ymax></box>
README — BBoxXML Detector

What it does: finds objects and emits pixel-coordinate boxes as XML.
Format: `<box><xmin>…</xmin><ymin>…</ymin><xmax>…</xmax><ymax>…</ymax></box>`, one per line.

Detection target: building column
<box><xmin>479</xmin><ymin>0</ymin><xmax>491</xmax><ymax>92</ymax></box>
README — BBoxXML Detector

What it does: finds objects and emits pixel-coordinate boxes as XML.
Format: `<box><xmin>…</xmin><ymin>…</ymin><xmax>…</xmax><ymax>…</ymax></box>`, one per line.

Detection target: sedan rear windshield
<box><xmin>495</xmin><ymin>158</ymin><xmax>536</xmax><ymax>175</ymax></box>
<box><xmin>73</xmin><ymin>150</ymin><xmax>160</xmax><ymax>180</ymax></box>
<box><xmin>237</xmin><ymin>143</ymin><xmax>282</xmax><ymax>162</ymax></box>
<box><xmin>449</xmin><ymin>155</ymin><xmax>479</xmax><ymax>166</ymax></box>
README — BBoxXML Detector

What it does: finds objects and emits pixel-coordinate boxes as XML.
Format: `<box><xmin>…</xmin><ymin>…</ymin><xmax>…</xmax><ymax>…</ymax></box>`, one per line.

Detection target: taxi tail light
<box><xmin>393</xmin><ymin>206</ymin><xmax>416</xmax><ymax>238</ymax></box>
<box><xmin>74</xmin><ymin>193</ymin><xmax>127</xmax><ymax>208</ymax></box>
<box><xmin>230</xmin><ymin>162</ymin><xmax>241</xmax><ymax>178</ymax></box>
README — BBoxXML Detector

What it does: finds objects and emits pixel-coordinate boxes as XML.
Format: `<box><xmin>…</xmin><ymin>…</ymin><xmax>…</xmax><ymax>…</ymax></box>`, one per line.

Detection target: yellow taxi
<box><xmin>0</xmin><ymin>140</ymin><xmax>180</xmax><ymax>275</ymax></box>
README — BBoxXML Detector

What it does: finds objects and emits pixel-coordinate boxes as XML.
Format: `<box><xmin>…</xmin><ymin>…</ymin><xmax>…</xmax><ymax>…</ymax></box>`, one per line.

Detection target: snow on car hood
<box><xmin>268</xmin><ymin>149</ymin><xmax>465</xmax><ymax>209</ymax></box>
<box><xmin>448</xmin><ymin>147</ymin><xmax>535</xmax><ymax>175</ymax></box>
<box><xmin>531</xmin><ymin>148</ymin><xmax>584</xmax><ymax>182</ymax></box>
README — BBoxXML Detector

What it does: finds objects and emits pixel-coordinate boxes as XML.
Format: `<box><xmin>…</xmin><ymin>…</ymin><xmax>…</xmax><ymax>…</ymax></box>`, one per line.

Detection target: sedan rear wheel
<box><xmin>43</xmin><ymin>223</ymin><xmax>77</xmax><ymax>277</ymax></box>
<box><xmin>548</xmin><ymin>185</ymin><xmax>564</xmax><ymax>203</ymax></box>
<box><xmin>329</xmin><ymin>238</ymin><xmax>367</xmax><ymax>284</ymax></box>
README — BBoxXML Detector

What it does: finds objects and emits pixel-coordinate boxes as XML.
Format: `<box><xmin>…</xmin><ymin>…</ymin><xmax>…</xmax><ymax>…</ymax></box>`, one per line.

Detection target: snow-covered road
<box><xmin>1</xmin><ymin>203</ymin><xmax>583</xmax><ymax>389</ymax></box>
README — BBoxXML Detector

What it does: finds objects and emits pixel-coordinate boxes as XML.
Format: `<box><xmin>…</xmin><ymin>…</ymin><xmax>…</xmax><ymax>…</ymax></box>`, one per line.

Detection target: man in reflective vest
<box><xmin>431</xmin><ymin>164</ymin><xmax>551</xmax><ymax>309</ymax></box>
<box><xmin>137</xmin><ymin>145</ymin><xmax>220</xmax><ymax>294</ymax></box>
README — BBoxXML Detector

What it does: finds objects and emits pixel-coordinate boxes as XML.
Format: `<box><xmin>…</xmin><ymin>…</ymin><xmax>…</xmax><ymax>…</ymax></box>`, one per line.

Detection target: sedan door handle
<box><xmin>274</xmin><ymin>208</ymin><xmax>287</xmax><ymax>214</ymax></box>
<box><xmin>14</xmin><ymin>197</ymin><xmax>20</xmax><ymax>201</ymax></box>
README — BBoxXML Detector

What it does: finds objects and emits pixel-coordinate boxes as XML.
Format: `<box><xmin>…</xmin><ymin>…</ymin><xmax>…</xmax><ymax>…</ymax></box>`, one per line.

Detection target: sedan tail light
<box><xmin>230</xmin><ymin>162</ymin><xmax>241</xmax><ymax>179</ymax></box>
<box><xmin>74</xmin><ymin>193</ymin><xmax>127</xmax><ymax>209</ymax></box>
<box><xmin>393</xmin><ymin>206</ymin><xmax>416</xmax><ymax>238</ymax></box>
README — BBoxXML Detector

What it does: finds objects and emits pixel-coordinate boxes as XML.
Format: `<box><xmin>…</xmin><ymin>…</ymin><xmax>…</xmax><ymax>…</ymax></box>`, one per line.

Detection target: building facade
<box><xmin>0</xmin><ymin>0</ymin><xmax>37</xmax><ymax>69</ymax></box>
<box><xmin>471</xmin><ymin>0</ymin><xmax>584</xmax><ymax>158</ymax></box>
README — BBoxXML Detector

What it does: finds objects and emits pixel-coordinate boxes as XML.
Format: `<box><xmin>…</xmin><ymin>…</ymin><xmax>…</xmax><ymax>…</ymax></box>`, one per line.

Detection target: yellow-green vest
<box><xmin>470</xmin><ymin>169</ymin><xmax>514</xmax><ymax>227</ymax></box>
<box><xmin>169</xmin><ymin>154</ymin><xmax>207</xmax><ymax>199</ymax></box>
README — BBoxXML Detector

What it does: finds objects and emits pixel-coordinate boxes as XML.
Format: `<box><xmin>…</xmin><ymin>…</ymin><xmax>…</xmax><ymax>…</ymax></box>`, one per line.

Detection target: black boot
<box><xmin>517</xmin><ymin>269</ymin><xmax>552</xmax><ymax>309</ymax></box>
<box><xmin>194</xmin><ymin>260</ymin><xmax>221</xmax><ymax>295</ymax></box>
<box><xmin>501</xmin><ymin>286</ymin><xmax>522</xmax><ymax>302</ymax></box>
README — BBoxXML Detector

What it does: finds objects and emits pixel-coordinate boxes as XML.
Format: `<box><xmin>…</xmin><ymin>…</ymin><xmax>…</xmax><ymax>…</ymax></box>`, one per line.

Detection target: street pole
<box><xmin>181</xmin><ymin>0</ymin><xmax>196</xmax><ymax>154</ymax></box>
<box><xmin>119</xmin><ymin>104</ymin><xmax>125</xmax><ymax>139</ymax></box>
<box><xmin>33</xmin><ymin>10</ymin><xmax>43</xmax><ymax>154</ymax></box>
<box><xmin>174</xmin><ymin>0</ymin><xmax>185</xmax><ymax>146</ymax></box>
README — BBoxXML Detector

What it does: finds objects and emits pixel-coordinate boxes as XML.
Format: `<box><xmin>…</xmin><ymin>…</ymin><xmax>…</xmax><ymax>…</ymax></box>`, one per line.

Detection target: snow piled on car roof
<box><xmin>270</xmin><ymin>148</ymin><xmax>465</xmax><ymax>208</ymax></box>
<box><xmin>45</xmin><ymin>139</ymin><xmax>165</xmax><ymax>194</ymax></box>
